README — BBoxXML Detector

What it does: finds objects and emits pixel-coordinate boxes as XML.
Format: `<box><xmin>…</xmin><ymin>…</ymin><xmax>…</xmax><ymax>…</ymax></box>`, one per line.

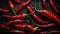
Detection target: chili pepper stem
<box><xmin>21</xmin><ymin>20</ymin><xmax>29</xmax><ymax>22</ymax></box>
<box><xmin>32</xmin><ymin>27</ymin><xmax>39</xmax><ymax>30</ymax></box>
<box><xmin>35</xmin><ymin>7</ymin><xmax>42</xmax><ymax>13</ymax></box>
<box><xmin>24</xmin><ymin>11</ymin><xmax>35</xmax><ymax>16</ymax></box>
<box><xmin>12</xmin><ymin>9</ymin><xmax>17</xmax><ymax>16</ymax></box>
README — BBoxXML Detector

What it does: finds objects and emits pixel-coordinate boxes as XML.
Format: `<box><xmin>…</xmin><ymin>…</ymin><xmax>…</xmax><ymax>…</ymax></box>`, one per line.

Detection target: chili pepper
<box><xmin>48</xmin><ymin>30</ymin><xmax>60</xmax><ymax>34</ymax></box>
<box><xmin>0</xmin><ymin>24</ymin><xmax>11</xmax><ymax>30</ymax></box>
<box><xmin>35</xmin><ymin>9</ymin><xmax>60</xmax><ymax>24</ymax></box>
<box><xmin>8</xmin><ymin>0</ymin><xmax>16</xmax><ymax>15</ymax></box>
<box><xmin>39</xmin><ymin>32</ymin><xmax>47</xmax><ymax>34</ymax></box>
<box><xmin>30</xmin><ymin>27</ymin><xmax>40</xmax><ymax>34</ymax></box>
<box><xmin>4</xmin><ymin>19</ymin><xmax>29</xmax><ymax>25</ymax></box>
<box><xmin>39</xmin><ymin>31</ymin><xmax>60</xmax><ymax>34</ymax></box>
<box><xmin>27</xmin><ymin>6</ymin><xmax>49</xmax><ymax>24</ymax></box>
<box><xmin>14</xmin><ymin>0</ymin><xmax>20</xmax><ymax>4</ymax></box>
<box><xmin>10</xmin><ymin>30</ymin><xmax>27</xmax><ymax>34</ymax></box>
<box><xmin>0</xmin><ymin>8</ymin><xmax>9</xmax><ymax>13</ymax></box>
<box><xmin>14</xmin><ymin>24</ymin><xmax>38</xmax><ymax>31</ymax></box>
<box><xmin>48</xmin><ymin>0</ymin><xmax>60</xmax><ymax>15</ymax></box>
<box><xmin>15</xmin><ymin>0</ymin><xmax>31</xmax><ymax>13</ymax></box>
<box><xmin>42</xmin><ymin>0</ymin><xmax>46</xmax><ymax>9</ymax></box>
<box><xmin>1</xmin><ymin>14</ymin><xmax>28</xmax><ymax>19</ymax></box>
<box><xmin>49</xmin><ymin>30</ymin><xmax>60</xmax><ymax>33</ymax></box>
<box><xmin>35</xmin><ymin>23</ymin><xmax>56</xmax><ymax>28</ymax></box>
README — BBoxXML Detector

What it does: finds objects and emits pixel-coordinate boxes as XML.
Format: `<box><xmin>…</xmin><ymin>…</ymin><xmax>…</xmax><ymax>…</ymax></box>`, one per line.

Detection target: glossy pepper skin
<box><xmin>4</xmin><ymin>20</ymin><xmax>22</xmax><ymax>25</ymax></box>
<box><xmin>8</xmin><ymin>0</ymin><xmax>14</xmax><ymax>9</ymax></box>
<box><xmin>48</xmin><ymin>0</ymin><xmax>60</xmax><ymax>15</ymax></box>
<box><xmin>35</xmin><ymin>23</ymin><xmax>56</xmax><ymax>28</ymax></box>
<box><xmin>1</xmin><ymin>14</ymin><xmax>26</xmax><ymax>19</ymax></box>
<box><xmin>14</xmin><ymin>24</ymin><xmax>33</xmax><ymax>30</ymax></box>
<box><xmin>14</xmin><ymin>0</ymin><xmax>20</xmax><ymax>3</ymax></box>
<box><xmin>8</xmin><ymin>0</ymin><xmax>16</xmax><ymax>15</ymax></box>
<box><xmin>14</xmin><ymin>24</ymin><xmax>38</xmax><ymax>32</ymax></box>
<box><xmin>10</xmin><ymin>30</ymin><xmax>27</xmax><ymax>34</ymax></box>
<box><xmin>0</xmin><ymin>24</ymin><xmax>11</xmax><ymax>30</ymax></box>
<box><xmin>27</xmin><ymin>6</ymin><xmax>49</xmax><ymax>24</ymax></box>
<box><xmin>42</xmin><ymin>0</ymin><xmax>46</xmax><ymax>9</ymax></box>
<box><xmin>4</xmin><ymin>19</ymin><xmax>29</xmax><ymax>25</ymax></box>
<box><xmin>40</xmin><ymin>10</ymin><xmax>60</xmax><ymax>24</ymax></box>
<box><xmin>39</xmin><ymin>30</ymin><xmax>60</xmax><ymax>34</ymax></box>
<box><xmin>15</xmin><ymin>0</ymin><xmax>31</xmax><ymax>13</ymax></box>
<box><xmin>0</xmin><ymin>8</ymin><xmax>9</xmax><ymax>13</ymax></box>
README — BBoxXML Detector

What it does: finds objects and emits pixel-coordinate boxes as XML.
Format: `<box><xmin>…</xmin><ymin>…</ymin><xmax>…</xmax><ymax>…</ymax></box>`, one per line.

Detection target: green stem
<box><xmin>21</xmin><ymin>20</ymin><xmax>29</xmax><ymax>22</ymax></box>
<box><xmin>34</xmin><ymin>7</ymin><xmax>42</xmax><ymax>13</ymax></box>
<box><xmin>12</xmin><ymin>9</ymin><xmax>17</xmax><ymax>16</ymax></box>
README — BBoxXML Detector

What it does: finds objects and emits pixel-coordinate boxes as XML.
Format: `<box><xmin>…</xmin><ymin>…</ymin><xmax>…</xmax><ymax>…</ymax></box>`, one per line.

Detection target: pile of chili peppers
<box><xmin>0</xmin><ymin>0</ymin><xmax>60</xmax><ymax>34</ymax></box>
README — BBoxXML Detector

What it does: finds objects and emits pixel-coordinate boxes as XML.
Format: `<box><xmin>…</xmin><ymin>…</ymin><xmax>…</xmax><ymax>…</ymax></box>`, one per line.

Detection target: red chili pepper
<box><xmin>39</xmin><ymin>31</ymin><xmax>60</xmax><ymax>34</ymax></box>
<box><xmin>14</xmin><ymin>24</ymin><xmax>38</xmax><ymax>32</ymax></box>
<box><xmin>15</xmin><ymin>0</ymin><xmax>31</xmax><ymax>13</ymax></box>
<box><xmin>8</xmin><ymin>0</ymin><xmax>16</xmax><ymax>15</ymax></box>
<box><xmin>14</xmin><ymin>24</ymin><xmax>32</xmax><ymax>30</ymax></box>
<box><xmin>39</xmin><ymin>32</ymin><xmax>47</xmax><ymax>34</ymax></box>
<box><xmin>8</xmin><ymin>0</ymin><xmax>14</xmax><ymax>9</ymax></box>
<box><xmin>48</xmin><ymin>0</ymin><xmax>60</xmax><ymax>15</ymax></box>
<box><xmin>49</xmin><ymin>30</ymin><xmax>60</xmax><ymax>33</ymax></box>
<box><xmin>30</xmin><ymin>27</ymin><xmax>39</xmax><ymax>34</ymax></box>
<box><xmin>14</xmin><ymin>0</ymin><xmax>20</xmax><ymax>4</ymax></box>
<box><xmin>35</xmin><ymin>23</ymin><xmax>56</xmax><ymax>28</ymax></box>
<box><xmin>27</xmin><ymin>6</ymin><xmax>49</xmax><ymax>24</ymax></box>
<box><xmin>0</xmin><ymin>24</ymin><xmax>11</xmax><ymax>30</ymax></box>
<box><xmin>4</xmin><ymin>19</ymin><xmax>29</xmax><ymax>25</ymax></box>
<box><xmin>0</xmin><ymin>8</ymin><xmax>9</xmax><ymax>13</ymax></box>
<box><xmin>35</xmin><ymin>9</ymin><xmax>60</xmax><ymax>24</ymax></box>
<box><xmin>9</xmin><ymin>30</ymin><xmax>27</xmax><ymax>34</ymax></box>
<box><xmin>1</xmin><ymin>14</ymin><xmax>28</xmax><ymax>19</ymax></box>
<box><xmin>42</xmin><ymin>0</ymin><xmax>46</xmax><ymax>9</ymax></box>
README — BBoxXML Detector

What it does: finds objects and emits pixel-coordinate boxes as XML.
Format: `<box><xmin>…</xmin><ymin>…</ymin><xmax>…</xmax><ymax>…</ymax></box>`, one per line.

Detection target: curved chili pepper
<box><xmin>48</xmin><ymin>0</ymin><xmax>60</xmax><ymax>15</ymax></box>
<box><xmin>39</xmin><ymin>32</ymin><xmax>47</xmax><ymax>34</ymax></box>
<box><xmin>14</xmin><ymin>24</ymin><xmax>32</xmax><ymax>30</ymax></box>
<box><xmin>39</xmin><ymin>30</ymin><xmax>60</xmax><ymax>34</ymax></box>
<box><xmin>0</xmin><ymin>24</ymin><xmax>11</xmax><ymax>30</ymax></box>
<box><xmin>42</xmin><ymin>0</ymin><xmax>46</xmax><ymax>9</ymax></box>
<box><xmin>15</xmin><ymin>0</ymin><xmax>31</xmax><ymax>13</ymax></box>
<box><xmin>14</xmin><ymin>0</ymin><xmax>20</xmax><ymax>3</ymax></box>
<box><xmin>1</xmin><ymin>14</ymin><xmax>28</xmax><ymax>19</ymax></box>
<box><xmin>27</xmin><ymin>6</ymin><xmax>49</xmax><ymax>24</ymax></box>
<box><xmin>49</xmin><ymin>30</ymin><xmax>60</xmax><ymax>33</ymax></box>
<box><xmin>35</xmin><ymin>23</ymin><xmax>56</xmax><ymax>28</ymax></box>
<box><xmin>9</xmin><ymin>30</ymin><xmax>27</xmax><ymax>34</ymax></box>
<box><xmin>0</xmin><ymin>8</ymin><xmax>9</xmax><ymax>13</ymax></box>
<box><xmin>35</xmin><ymin>9</ymin><xmax>60</xmax><ymax>24</ymax></box>
<box><xmin>8</xmin><ymin>0</ymin><xmax>16</xmax><ymax>15</ymax></box>
<box><xmin>4</xmin><ymin>19</ymin><xmax>29</xmax><ymax>25</ymax></box>
<box><xmin>14</xmin><ymin>24</ymin><xmax>38</xmax><ymax>32</ymax></box>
